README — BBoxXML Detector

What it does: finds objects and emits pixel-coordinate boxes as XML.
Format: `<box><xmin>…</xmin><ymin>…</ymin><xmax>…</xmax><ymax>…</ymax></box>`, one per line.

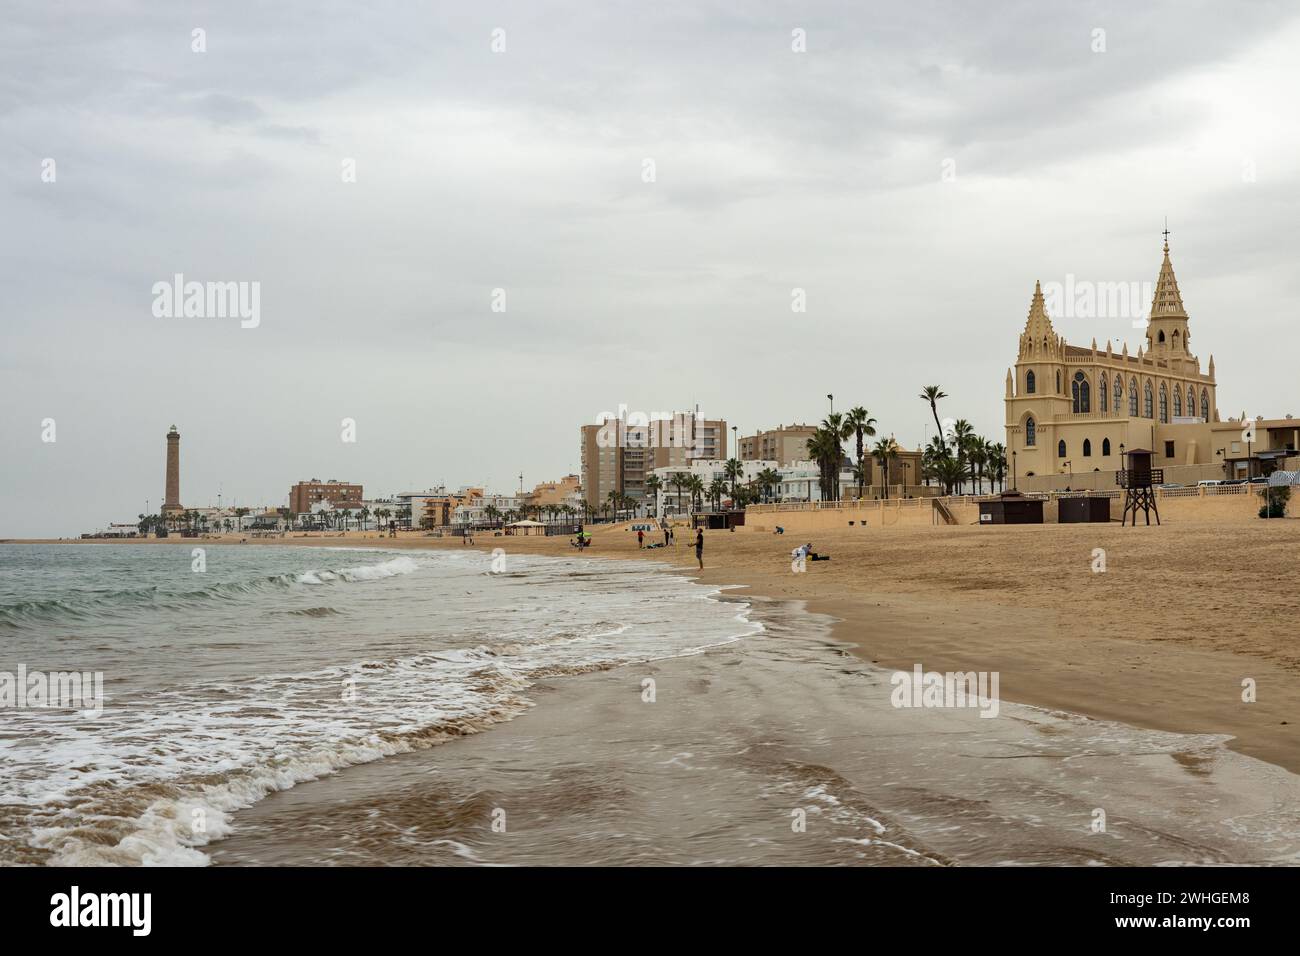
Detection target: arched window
<box><xmin>1114</xmin><ymin>376</ymin><xmax>1124</xmax><ymax>412</ymax></box>
<box><xmin>1056</xmin><ymin>369</ymin><xmax>1062</xmax><ymax>393</ymax></box>
<box><xmin>1083</xmin><ymin>438</ymin><xmax>1092</xmax><ymax>457</ymax></box>
<box><xmin>1071</xmin><ymin>378</ymin><xmax>1079</xmax><ymax>411</ymax></box>
<box><xmin>1159</xmin><ymin>383</ymin><xmax>1168</xmax><ymax>423</ymax></box>
<box><xmin>1102</xmin><ymin>437</ymin><xmax>1111</xmax><ymax>456</ymax></box>
<box><xmin>1188</xmin><ymin>387</ymin><xmax>1196</xmax><ymax>418</ymax></box>
<box><xmin>1201</xmin><ymin>389</ymin><xmax>1209</xmax><ymax>420</ymax></box>
<box><xmin>1026</xmin><ymin>369</ymin><xmax>1036</xmax><ymax>394</ymax></box>
<box><xmin>1025</xmin><ymin>417</ymin><xmax>1036</xmax><ymax>446</ymax></box>
<box><xmin>1072</xmin><ymin>371</ymin><xmax>1090</xmax><ymax>413</ymax></box>
<box><xmin>1128</xmin><ymin>378</ymin><xmax>1138</xmax><ymax>416</ymax></box>
<box><xmin>1173</xmin><ymin>329</ymin><xmax>1180</xmax><ymax>348</ymax></box>
<box><xmin>1099</xmin><ymin>373</ymin><xmax>1108</xmax><ymax>412</ymax></box>
<box><xmin>1158</xmin><ymin>329</ymin><xmax>1166</xmax><ymax>343</ymax></box>
<box><xmin>1057</xmin><ymin>439</ymin><xmax>1067</xmax><ymax>458</ymax></box>
<box><xmin>1143</xmin><ymin>381</ymin><xmax>1153</xmax><ymax>418</ymax></box>
<box><xmin>1173</xmin><ymin>388</ymin><xmax>1182</xmax><ymax>417</ymax></box>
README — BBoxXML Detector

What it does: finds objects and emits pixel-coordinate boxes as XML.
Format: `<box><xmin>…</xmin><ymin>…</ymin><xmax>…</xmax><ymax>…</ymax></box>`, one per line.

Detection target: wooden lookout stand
<box><xmin>1117</xmin><ymin>448</ymin><xmax>1161</xmax><ymax>527</ymax></box>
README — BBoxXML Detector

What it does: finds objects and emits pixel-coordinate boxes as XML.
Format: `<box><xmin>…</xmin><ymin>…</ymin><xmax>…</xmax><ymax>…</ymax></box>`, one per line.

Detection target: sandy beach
<box><xmin>25</xmin><ymin>517</ymin><xmax>1298</xmax><ymax>777</ymax></box>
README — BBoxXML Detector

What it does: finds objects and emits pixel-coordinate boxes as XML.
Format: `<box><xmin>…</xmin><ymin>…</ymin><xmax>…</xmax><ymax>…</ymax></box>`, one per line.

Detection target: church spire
<box><xmin>1018</xmin><ymin>279</ymin><xmax>1064</xmax><ymax>360</ymax></box>
<box><xmin>1150</xmin><ymin>233</ymin><xmax>1187</xmax><ymax>319</ymax></box>
<box><xmin>1023</xmin><ymin>280</ymin><xmax>1054</xmax><ymax>336</ymax></box>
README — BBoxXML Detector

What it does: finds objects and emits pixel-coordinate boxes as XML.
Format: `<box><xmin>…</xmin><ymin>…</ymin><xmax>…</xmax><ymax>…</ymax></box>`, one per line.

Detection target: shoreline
<box><xmin>204</xmin><ymin>564</ymin><xmax>1300</xmax><ymax>866</ymax></box>
<box><xmin>7</xmin><ymin>525</ymin><xmax>1298</xmax><ymax>776</ymax></box>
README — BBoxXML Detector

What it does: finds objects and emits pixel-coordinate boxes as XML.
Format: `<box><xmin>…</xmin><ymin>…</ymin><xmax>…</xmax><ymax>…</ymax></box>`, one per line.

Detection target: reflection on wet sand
<box><xmin>211</xmin><ymin>597</ymin><xmax>1300</xmax><ymax>867</ymax></box>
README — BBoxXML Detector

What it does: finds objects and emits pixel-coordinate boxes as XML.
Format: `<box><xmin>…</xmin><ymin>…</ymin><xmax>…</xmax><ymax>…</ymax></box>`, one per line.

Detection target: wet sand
<box><xmin>209</xmin><ymin>594</ymin><xmax>1300</xmax><ymax>866</ymax></box>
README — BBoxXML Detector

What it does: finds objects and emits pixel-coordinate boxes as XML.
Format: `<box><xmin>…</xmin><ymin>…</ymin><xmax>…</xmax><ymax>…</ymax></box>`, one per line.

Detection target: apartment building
<box><xmin>580</xmin><ymin>412</ymin><xmax>727</xmax><ymax>510</ymax></box>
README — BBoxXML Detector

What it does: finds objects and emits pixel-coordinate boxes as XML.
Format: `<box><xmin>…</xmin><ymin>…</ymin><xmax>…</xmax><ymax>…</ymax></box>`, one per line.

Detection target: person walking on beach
<box><xmin>637</xmin><ymin>528</ymin><xmax>644</xmax><ymax>549</ymax></box>
<box><xmin>663</xmin><ymin>525</ymin><xmax>670</xmax><ymax>546</ymax></box>
<box><xmin>695</xmin><ymin>528</ymin><xmax>704</xmax><ymax>569</ymax></box>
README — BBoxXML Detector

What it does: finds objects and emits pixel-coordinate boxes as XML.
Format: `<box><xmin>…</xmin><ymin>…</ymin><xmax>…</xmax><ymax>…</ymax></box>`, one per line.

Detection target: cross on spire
<box><xmin>1162</xmin><ymin>218</ymin><xmax>1170</xmax><ymax>252</ymax></box>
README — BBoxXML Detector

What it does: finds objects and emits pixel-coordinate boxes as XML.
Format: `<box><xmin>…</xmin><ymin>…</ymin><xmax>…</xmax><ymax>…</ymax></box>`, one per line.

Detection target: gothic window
<box><xmin>1056</xmin><ymin>369</ymin><xmax>1062</xmax><ymax>393</ymax></box>
<box><xmin>1173</xmin><ymin>388</ymin><xmax>1182</xmax><ymax>417</ymax></box>
<box><xmin>1128</xmin><ymin>378</ymin><xmax>1138</xmax><ymax>416</ymax></box>
<box><xmin>1159</xmin><ymin>383</ymin><xmax>1168</xmax><ymax>423</ymax></box>
<box><xmin>1201</xmin><ymin>389</ymin><xmax>1209</xmax><ymax>421</ymax></box>
<box><xmin>1114</xmin><ymin>376</ymin><xmax>1124</xmax><ymax>412</ymax></box>
<box><xmin>1144</xmin><ymin>381</ymin><xmax>1153</xmax><ymax>418</ymax></box>
<box><xmin>1072</xmin><ymin>371</ymin><xmax>1090</xmax><ymax>413</ymax></box>
<box><xmin>1099</xmin><ymin>374</ymin><xmax>1108</xmax><ymax>412</ymax></box>
<box><xmin>1188</xmin><ymin>387</ymin><xmax>1196</xmax><ymax>418</ymax></box>
<box><xmin>1026</xmin><ymin>369</ymin><xmax>1036</xmax><ymax>394</ymax></box>
<box><xmin>1102</xmin><ymin>437</ymin><xmax>1111</xmax><ymax>456</ymax></box>
<box><xmin>1083</xmin><ymin>439</ymin><xmax>1092</xmax><ymax>457</ymax></box>
<box><xmin>1158</xmin><ymin>330</ymin><xmax>1166</xmax><ymax>343</ymax></box>
<box><xmin>1058</xmin><ymin>439</ymin><xmax>1067</xmax><ymax>458</ymax></box>
<box><xmin>1025</xmin><ymin>417</ymin><xmax>1036</xmax><ymax>446</ymax></box>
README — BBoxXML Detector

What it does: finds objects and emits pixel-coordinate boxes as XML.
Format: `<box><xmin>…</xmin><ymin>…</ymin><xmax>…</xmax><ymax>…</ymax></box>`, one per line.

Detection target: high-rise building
<box><xmin>162</xmin><ymin>425</ymin><xmax>183</xmax><ymax>517</ymax></box>
<box><xmin>580</xmin><ymin>412</ymin><xmax>727</xmax><ymax>510</ymax></box>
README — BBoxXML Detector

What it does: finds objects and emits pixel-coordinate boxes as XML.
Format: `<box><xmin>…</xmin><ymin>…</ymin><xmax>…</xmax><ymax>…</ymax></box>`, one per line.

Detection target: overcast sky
<box><xmin>4</xmin><ymin>1</ymin><xmax>1299</xmax><ymax>536</ymax></box>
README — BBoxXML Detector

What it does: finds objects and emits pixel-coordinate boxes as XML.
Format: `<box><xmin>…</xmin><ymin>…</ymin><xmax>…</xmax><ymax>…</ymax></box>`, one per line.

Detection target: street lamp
<box><xmin>1216</xmin><ymin>447</ymin><xmax>1226</xmax><ymax>479</ymax></box>
<box><xmin>1011</xmin><ymin>449</ymin><xmax>1017</xmax><ymax>491</ymax></box>
<box><xmin>827</xmin><ymin>394</ymin><xmax>834</xmax><ymax>415</ymax></box>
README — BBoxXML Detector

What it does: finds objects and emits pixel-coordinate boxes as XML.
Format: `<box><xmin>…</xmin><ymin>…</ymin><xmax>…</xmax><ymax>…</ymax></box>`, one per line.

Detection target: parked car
<box><xmin>1196</xmin><ymin>479</ymin><xmax>1222</xmax><ymax>487</ymax></box>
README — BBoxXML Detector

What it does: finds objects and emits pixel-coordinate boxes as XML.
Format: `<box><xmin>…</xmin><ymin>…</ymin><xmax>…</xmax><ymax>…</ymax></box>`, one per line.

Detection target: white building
<box><xmin>774</xmin><ymin>460</ymin><xmax>858</xmax><ymax>502</ymax></box>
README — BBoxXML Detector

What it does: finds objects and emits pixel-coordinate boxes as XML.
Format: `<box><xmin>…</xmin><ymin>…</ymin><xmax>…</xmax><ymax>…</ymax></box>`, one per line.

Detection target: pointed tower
<box><xmin>1009</xmin><ymin>281</ymin><xmax>1069</xmax><ymax>479</ymax></box>
<box><xmin>1018</xmin><ymin>280</ymin><xmax>1065</xmax><ymax>360</ymax></box>
<box><xmin>1146</xmin><ymin>234</ymin><xmax>1191</xmax><ymax>356</ymax></box>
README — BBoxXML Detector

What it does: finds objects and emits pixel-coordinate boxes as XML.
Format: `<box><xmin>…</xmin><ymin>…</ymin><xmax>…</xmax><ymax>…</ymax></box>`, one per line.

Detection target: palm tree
<box><xmin>844</xmin><ymin>407</ymin><xmax>877</xmax><ymax>500</ymax></box>
<box><xmin>686</xmin><ymin>474</ymin><xmax>705</xmax><ymax>512</ymax></box>
<box><xmin>233</xmin><ymin>507</ymin><xmax>249</xmax><ymax>532</ymax></box>
<box><xmin>820</xmin><ymin>413</ymin><xmax>849</xmax><ymax>501</ymax></box>
<box><xmin>951</xmin><ymin>419</ymin><xmax>975</xmax><ymax>494</ymax></box>
<box><xmin>920</xmin><ymin>385</ymin><xmax>948</xmax><ymax>454</ymax></box>
<box><xmin>606</xmin><ymin>489</ymin><xmax>621</xmax><ymax>520</ymax></box>
<box><xmin>873</xmin><ymin>437</ymin><xmax>899</xmax><ymax>500</ymax></box>
<box><xmin>756</xmin><ymin>467</ymin><xmax>781</xmax><ymax>503</ymax></box>
<box><xmin>987</xmin><ymin>442</ymin><xmax>1007</xmax><ymax>491</ymax></box>
<box><xmin>805</xmin><ymin>427</ymin><xmax>841</xmax><ymax>501</ymax></box>
<box><xmin>708</xmin><ymin>477</ymin><xmax>726</xmax><ymax>511</ymax></box>
<box><xmin>936</xmin><ymin>455</ymin><xmax>966</xmax><ymax>495</ymax></box>
<box><xmin>723</xmin><ymin>459</ymin><xmax>743</xmax><ymax>507</ymax></box>
<box><xmin>644</xmin><ymin>475</ymin><xmax>662</xmax><ymax>516</ymax></box>
<box><xmin>669</xmin><ymin>472</ymin><xmax>690</xmax><ymax>516</ymax></box>
<box><xmin>970</xmin><ymin>440</ymin><xmax>988</xmax><ymax>495</ymax></box>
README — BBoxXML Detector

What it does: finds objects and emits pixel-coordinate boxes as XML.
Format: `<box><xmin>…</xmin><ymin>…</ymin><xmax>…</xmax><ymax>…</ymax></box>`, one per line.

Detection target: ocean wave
<box><xmin>0</xmin><ymin>557</ymin><xmax>422</xmax><ymax>629</ymax></box>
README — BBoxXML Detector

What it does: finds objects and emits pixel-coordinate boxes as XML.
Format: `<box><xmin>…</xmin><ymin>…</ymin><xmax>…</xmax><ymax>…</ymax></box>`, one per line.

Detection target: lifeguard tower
<box><xmin>1117</xmin><ymin>448</ymin><xmax>1161</xmax><ymax>527</ymax></box>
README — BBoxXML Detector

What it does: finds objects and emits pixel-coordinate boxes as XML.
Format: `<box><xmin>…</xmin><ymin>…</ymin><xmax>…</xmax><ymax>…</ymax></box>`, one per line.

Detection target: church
<box><xmin>1004</xmin><ymin>236</ymin><xmax>1231</xmax><ymax>483</ymax></box>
